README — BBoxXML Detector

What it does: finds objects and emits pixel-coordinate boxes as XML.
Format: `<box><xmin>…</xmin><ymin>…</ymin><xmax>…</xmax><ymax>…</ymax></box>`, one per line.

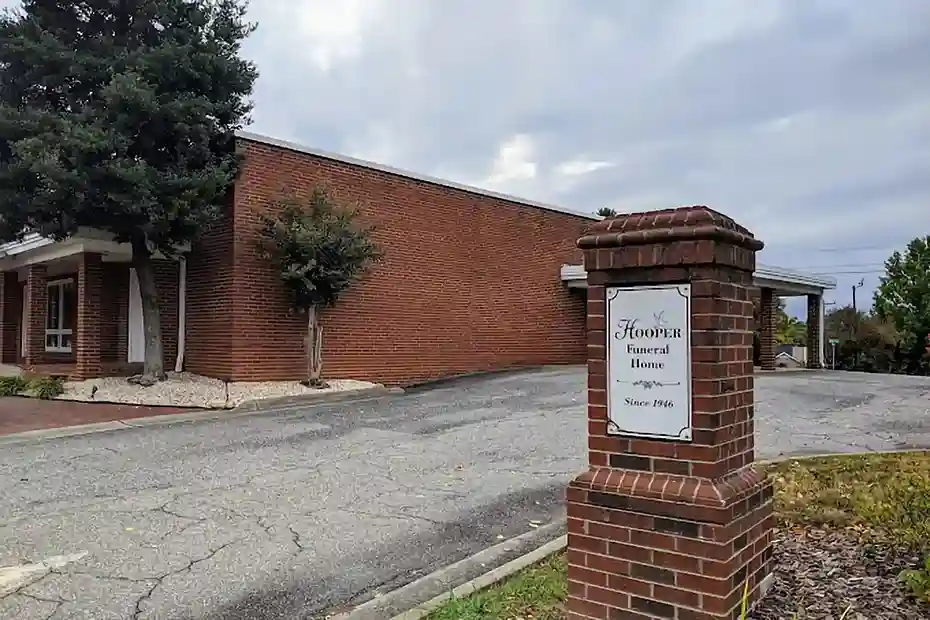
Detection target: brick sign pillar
<box><xmin>566</xmin><ymin>206</ymin><xmax>774</xmax><ymax>620</ymax></box>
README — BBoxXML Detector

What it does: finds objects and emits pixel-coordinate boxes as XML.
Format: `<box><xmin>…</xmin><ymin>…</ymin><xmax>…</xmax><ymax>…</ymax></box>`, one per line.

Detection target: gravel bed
<box><xmin>58</xmin><ymin>372</ymin><xmax>378</xmax><ymax>408</ymax></box>
<box><xmin>753</xmin><ymin>528</ymin><xmax>928</xmax><ymax>619</ymax></box>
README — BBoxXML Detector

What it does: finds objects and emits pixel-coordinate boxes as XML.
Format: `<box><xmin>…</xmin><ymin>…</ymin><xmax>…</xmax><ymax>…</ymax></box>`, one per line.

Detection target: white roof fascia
<box><xmin>0</xmin><ymin>233</ymin><xmax>55</xmax><ymax>257</ymax></box>
<box><xmin>560</xmin><ymin>262</ymin><xmax>836</xmax><ymax>293</ymax></box>
<box><xmin>755</xmin><ymin>264</ymin><xmax>837</xmax><ymax>290</ymax></box>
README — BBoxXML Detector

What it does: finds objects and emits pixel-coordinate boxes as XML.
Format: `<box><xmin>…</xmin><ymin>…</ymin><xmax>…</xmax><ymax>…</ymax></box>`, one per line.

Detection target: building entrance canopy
<box><xmin>560</xmin><ymin>263</ymin><xmax>837</xmax><ymax>368</ymax></box>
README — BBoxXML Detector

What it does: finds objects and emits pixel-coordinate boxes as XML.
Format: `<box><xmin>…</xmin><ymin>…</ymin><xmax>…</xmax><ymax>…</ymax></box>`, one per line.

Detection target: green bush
<box><xmin>901</xmin><ymin>555</ymin><xmax>930</xmax><ymax>604</ymax></box>
<box><xmin>0</xmin><ymin>376</ymin><xmax>28</xmax><ymax>396</ymax></box>
<box><xmin>27</xmin><ymin>376</ymin><xmax>65</xmax><ymax>400</ymax></box>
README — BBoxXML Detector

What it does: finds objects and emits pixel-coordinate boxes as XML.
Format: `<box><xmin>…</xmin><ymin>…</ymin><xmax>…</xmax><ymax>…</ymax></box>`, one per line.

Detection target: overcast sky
<box><xmin>4</xmin><ymin>0</ymin><xmax>929</xmax><ymax>313</ymax></box>
<box><xmin>238</xmin><ymin>0</ymin><xmax>930</xmax><ymax>314</ymax></box>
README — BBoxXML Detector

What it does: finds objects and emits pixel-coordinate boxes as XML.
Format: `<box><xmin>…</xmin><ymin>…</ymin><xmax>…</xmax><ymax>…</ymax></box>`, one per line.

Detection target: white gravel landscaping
<box><xmin>57</xmin><ymin>372</ymin><xmax>379</xmax><ymax>409</ymax></box>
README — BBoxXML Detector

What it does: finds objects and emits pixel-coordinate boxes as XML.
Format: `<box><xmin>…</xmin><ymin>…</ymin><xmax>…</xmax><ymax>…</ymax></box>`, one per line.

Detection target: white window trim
<box><xmin>45</xmin><ymin>277</ymin><xmax>74</xmax><ymax>353</ymax></box>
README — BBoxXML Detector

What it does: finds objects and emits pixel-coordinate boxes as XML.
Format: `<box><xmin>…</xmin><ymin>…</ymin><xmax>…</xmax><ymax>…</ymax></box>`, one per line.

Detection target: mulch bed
<box><xmin>753</xmin><ymin>529</ymin><xmax>928</xmax><ymax>619</ymax></box>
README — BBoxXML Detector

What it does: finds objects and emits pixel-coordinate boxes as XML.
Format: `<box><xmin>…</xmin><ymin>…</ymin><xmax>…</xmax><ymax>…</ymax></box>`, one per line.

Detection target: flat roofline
<box><xmin>560</xmin><ymin>263</ymin><xmax>837</xmax><ymax>293</ymax></box>
<box><xmin>235</xmin><ymin>130</ymin><xmax>601</xmax><ymax>223</ymax></box>
<box><xmin>755</xmin><ymin>263</ymin><xmax>836</xmax><ymax>290</ymax></box>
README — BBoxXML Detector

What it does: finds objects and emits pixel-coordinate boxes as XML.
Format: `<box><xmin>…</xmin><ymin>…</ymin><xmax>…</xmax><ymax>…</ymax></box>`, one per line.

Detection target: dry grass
<box><xmin>771</xmin><ymin>451</ymin><xmax>930</xmax><ymax>549</ymax></box>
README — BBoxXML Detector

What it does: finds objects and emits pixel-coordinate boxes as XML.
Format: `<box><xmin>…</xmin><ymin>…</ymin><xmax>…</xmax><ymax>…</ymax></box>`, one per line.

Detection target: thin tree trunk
<box><xmin>306</xmin><ymin>305</ymin><xmax>325</xmax><ymax>387</ymax></box>
<box><xmin>131</xmin><ymin>237</ymin><xmax>166</xmax><ymax>383</ymax></box>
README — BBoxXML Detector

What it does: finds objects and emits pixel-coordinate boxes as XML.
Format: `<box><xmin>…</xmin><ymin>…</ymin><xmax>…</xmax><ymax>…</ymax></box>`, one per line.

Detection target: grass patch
<box><xmin>426</xmin><ymin>553</ymin><xmax>567</xmax><ymax>620</ymax></box>
<box><xmin>773</xmin><ymin>451</ymin><xmax>930</xmax><ymax>548</ymax></box>
<box><xmin>425</xmin><ymin>451</ymin><xmax>930</xmax><ymax>619</ymax></box>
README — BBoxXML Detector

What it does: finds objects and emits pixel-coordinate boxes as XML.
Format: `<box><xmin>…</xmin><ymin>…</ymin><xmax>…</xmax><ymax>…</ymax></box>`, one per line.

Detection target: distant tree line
<box><xmin>752</xmin><ymin>236</ymin><xmax>930</xmax><ymax>376</ymax></box>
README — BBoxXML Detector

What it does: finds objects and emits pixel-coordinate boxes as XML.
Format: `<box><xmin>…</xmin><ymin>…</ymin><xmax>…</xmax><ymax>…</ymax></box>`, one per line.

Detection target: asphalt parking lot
<box><xmin>1</xmin><ymin>366</ymin><xmax>928</xmax><ymax>619</ymax></box>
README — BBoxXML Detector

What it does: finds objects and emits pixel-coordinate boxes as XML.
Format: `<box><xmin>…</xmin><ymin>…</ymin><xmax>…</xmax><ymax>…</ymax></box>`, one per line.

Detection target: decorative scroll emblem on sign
<box><xmin>605</xmin><ymin>284</ymin><xmax>692</xmax><ymax>441</ymax></box>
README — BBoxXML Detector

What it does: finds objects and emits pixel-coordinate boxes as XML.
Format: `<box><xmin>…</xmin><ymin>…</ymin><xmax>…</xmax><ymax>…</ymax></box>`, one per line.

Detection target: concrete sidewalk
<box><xmin>0</xmin><ymin>397</ymin><xmax>197</xmax><ymax>436</ymax></box>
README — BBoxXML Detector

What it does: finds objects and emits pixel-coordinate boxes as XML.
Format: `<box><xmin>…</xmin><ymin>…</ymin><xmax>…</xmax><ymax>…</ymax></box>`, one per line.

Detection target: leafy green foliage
<box><xmin>0</xmin><ymin>0</ymin><xmax>257</xmax><ymax>254</ymax></box>
<box><xmin>901</xmin><ymin>555</ymin><xmax>930</xmax><ymax>604</ymax></box>
<box><xmin>259</xmin><ymin>188</ymin><xmax>381</xmax><ymax>312</ymax></box>
<box><xmin>27</xmin><ymin>375</ymin><xmax>65</xmax><ymax>399</ymax></box>
<box><xmin>0</xmin><ymin>375</ymin><xmax>28</xmax><ymax>396</ymax></box>
<box><xmin>596</xmin><ymin>207</ymin><xmax>616</xmax><ymax>217</ymax></box>
<box><xmin>826</xmin><ymin>306</ymin><xmax>905</xmax><ymax>372</ymax></box>
<box><xmin>873</xmin><ymin>236</ymin><xmax>930</xmax><ymax>372</ymax></box>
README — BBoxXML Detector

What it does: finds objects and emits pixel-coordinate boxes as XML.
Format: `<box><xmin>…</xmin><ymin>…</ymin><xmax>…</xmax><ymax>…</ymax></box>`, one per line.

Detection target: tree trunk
<box><xmin>131</xmin><ymin>237</ymin><xmax>166</xmax><ymax>383</ymax></box>
<box><xmin>305</xmin><ymin>305</ymin><xmax>325</xmax><ymax>388</ymax></box>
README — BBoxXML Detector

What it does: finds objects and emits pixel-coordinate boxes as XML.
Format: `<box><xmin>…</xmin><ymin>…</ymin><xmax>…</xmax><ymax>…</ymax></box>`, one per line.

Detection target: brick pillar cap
<box><xmin>578</xmin><ymin>204</ymin><xmax>764</xmax><ymax>252</ymax></box>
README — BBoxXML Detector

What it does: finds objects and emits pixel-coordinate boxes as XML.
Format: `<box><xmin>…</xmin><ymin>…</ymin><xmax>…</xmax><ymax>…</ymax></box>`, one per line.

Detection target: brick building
<box><xmin>0</xmin><ymin>132</ymin><xmax>592</xmax><ymax>385</ymax></box>
<box><xmin>0</xmin><ymin>131</ymin><xmax>836</xmax><ymax>386</ymax></box>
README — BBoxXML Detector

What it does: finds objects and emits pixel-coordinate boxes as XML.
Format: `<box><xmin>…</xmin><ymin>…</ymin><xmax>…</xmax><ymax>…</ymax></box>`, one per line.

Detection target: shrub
<box><xmin>901</xmin><ymin>555</ymin><xmax>930</xmax><ymax>604</ymax></box>
<box><xmin>28</xmin><ymin>376</ymin><xmax>65</xmax><ymax>400</ymax></box>
<box><xmin>0</xmin><ymin>376</ymin><xmax>28</xmax><ymax>396</ymax></box>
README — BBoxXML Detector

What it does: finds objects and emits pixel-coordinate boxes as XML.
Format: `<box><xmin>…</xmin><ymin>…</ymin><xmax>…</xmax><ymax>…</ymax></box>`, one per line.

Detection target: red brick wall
<box><xmin>185</xmin><ymin>199</ymin><xmax>235</xmax><ymax>379</ymax></box>
<box><xmin>100</xmin><ymin>263</ymin><xmax>126</xmax><ymax>363</ymax></box>
<box><xmin>186</xmin><ymin>138</ymin><xmax>592</xmax><ymax>385</ymax></box>
<box><xmin>153</xmin><ymin>259</ymin><xmax>181</xmax><ymax>371</ymax></box>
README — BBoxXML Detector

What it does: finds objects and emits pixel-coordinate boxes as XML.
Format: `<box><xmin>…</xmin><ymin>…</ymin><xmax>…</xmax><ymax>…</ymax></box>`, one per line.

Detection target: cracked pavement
<box><xmin>1</xmin><ymin>367</ymin><xmax>929</xmax><ymax>619</ymax></box>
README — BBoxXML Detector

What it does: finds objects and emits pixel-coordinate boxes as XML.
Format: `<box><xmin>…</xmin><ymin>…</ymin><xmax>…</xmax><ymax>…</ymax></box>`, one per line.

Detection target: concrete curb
<box><xmin>233</xmin><ymin>386</ymin><xmax>404</xmax><ymax>411</ymax></box>
<box><xmin>0</xmin><ymin>386</ymin><xmax>403</xmax><ymax>446</ymax></box>
<box><xmin>330</xmin><ymin>519</ymin><xmax>567</xmax><ymax>620</ymax></box>
<box><xmin>402</xmin><ymin>365</ymin><xmax>576</xmax><ymax>394</ymax></box>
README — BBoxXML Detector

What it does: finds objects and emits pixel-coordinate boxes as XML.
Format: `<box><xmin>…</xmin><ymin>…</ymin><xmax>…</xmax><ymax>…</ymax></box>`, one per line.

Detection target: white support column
<box><xmin>819</xmin><ymin>294</ymin><xmax>826</xmax><ymax>368</ymax></box>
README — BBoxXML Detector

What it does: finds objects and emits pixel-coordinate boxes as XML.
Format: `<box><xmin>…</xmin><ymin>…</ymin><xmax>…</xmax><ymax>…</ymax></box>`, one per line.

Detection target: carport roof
<box><xmin>560</xmin><ymin>263</ymin><xmax>836</xmax><ymax>296</ymax></box>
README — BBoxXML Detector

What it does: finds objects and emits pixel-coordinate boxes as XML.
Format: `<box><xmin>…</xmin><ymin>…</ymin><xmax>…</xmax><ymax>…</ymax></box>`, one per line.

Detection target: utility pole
<box><xmin>851</xmin><ymin>278</ymin><xmax>864</xmax><ymax>367</ymax></box>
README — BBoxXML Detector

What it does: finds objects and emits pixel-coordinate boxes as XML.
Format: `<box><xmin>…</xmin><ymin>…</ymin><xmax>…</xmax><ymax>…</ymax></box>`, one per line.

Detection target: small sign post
<box><xmin>829</xmin><ymin>338</ymin><xmax>839</xmax><ymax>369</ymax></box>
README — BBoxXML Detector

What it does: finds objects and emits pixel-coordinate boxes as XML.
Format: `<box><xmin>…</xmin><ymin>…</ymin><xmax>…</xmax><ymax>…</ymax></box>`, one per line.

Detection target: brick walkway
<box><xmin>0</xmin><ymin>397</ymin><xmax>199</xmax><ymax>436</ymax></box>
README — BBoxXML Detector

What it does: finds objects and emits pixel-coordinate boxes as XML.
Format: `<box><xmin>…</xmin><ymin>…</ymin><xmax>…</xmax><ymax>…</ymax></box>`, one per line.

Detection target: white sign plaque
<box><xmin>605</xmin><ymin>283</ymin><xmax>692</xmax><ymax>441</ymax></box>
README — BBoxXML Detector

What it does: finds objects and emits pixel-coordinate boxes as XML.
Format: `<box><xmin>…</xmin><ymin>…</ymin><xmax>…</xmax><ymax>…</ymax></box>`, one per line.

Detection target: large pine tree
<box><xmin>0</xmin><ymin>0</ymin><xmax>257</xmax><ymax>381</ymax></box>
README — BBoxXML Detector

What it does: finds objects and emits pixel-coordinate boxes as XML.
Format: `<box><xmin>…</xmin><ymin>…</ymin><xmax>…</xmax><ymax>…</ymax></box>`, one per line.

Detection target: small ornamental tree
<box><xmin>0</xmin><ymin>0</ymin><xmax>257</xmax><ymax>383</ymax></box>
<box><xmin>259</xmin><ymin>188</ymin><xmax>381</xmax><ymax>387</ymax></box>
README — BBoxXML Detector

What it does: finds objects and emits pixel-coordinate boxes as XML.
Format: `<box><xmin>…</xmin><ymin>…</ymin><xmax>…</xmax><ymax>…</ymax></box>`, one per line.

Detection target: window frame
<box><xmin>45</xmin><ymin>277</ymin><xmax>75</xmax><ymax>353</ymax></box>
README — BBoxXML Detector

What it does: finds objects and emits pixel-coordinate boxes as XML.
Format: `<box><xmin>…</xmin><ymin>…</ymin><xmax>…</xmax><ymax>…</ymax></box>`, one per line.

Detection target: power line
<box><xmin>811</xmin><ymin>269</ymin><xmax>885</xmax><ymax>276</ymax></box>
<box><xmin>801</xmin><ymin>262</ymin><xmax>885</xmax><ymax>270</ymax></box>
<box><xmin>808</xmin><ymin>243</ymin><xmax>901</xmax><ymax>253</ymax></box>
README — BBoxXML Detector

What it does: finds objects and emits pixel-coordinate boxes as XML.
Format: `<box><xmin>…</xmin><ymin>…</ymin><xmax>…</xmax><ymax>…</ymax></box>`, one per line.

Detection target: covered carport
<box><xmin>559</xmin><ymin>263</ymin><xmax>836</xmax><ymax>370</ymax></box>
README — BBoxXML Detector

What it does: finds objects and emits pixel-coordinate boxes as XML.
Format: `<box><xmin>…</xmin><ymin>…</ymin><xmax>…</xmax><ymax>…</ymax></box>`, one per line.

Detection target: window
<box><xmin>46</xmin><ymin>279</ymin><xmax>75</xmax><ymax>353</ymax></box>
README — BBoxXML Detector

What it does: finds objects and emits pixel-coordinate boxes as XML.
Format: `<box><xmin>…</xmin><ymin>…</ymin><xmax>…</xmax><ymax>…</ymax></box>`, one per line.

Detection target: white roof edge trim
<box><xmin>235</xmin><ymin>130</ymin><xmax>601</xmax><ymax>223</ymax></box>
<box><xmin>0</xmin><ymin>233</ymin><xmax>55</xmax><ymax>257</ymax></box>
<box><xmin>756</xmin><ymin>263</ymin><xmax>837</xmax><ymax>289</ymax></box>
<box><xmin>560</xmin><ymin>262</ymin><xmax>836</xmax><ymax>290</ymax></box>
<box><xmin>560</xmin><ymin>264</ymin><xmax>587</xmax><ymax>280</ymax></box>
